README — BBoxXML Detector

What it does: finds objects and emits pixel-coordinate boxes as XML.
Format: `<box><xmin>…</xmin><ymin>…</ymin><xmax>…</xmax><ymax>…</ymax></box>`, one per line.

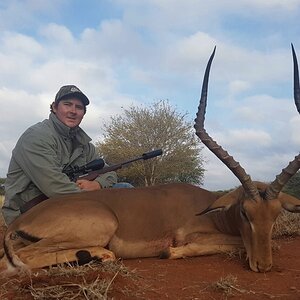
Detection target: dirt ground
<box><xmin>0</xmin><ymin>217</ymin><xmax>299</xmax><ymax>300</ymax></box>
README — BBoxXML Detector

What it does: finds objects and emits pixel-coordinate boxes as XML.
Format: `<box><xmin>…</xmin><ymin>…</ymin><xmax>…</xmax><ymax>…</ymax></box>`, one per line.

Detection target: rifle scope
<box><xmin>64</xmin><ymin>159</ymin><xmax>105</xmax><ymax>177</ymax></box>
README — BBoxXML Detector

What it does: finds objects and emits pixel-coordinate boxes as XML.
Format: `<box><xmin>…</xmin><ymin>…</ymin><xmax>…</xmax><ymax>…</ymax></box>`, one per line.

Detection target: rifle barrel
<box><xmin>77</xmin><ymin>149</ymin><xmax>163</xmax><ymax>181</ymax></box>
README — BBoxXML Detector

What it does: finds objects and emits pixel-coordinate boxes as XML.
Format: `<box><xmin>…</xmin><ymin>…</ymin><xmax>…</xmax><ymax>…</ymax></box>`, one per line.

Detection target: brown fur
<box><xmin>1</xmin><ymin>182</ymin><xmax>299</xmax><ymax>274</ymax></box>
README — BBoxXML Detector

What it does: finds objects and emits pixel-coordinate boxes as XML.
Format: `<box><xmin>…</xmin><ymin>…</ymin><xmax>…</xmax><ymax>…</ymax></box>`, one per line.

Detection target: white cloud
<box><xmin>232</xmin><ymin>95</ymin><xmax>295</xmax><ymax>124</ymax></box>
<box><xmin>117</xmin><ymin>0</ymin><xmax>300</xmax><ymax>32</ymax></box>
<box><xmin>2</xmin><ymin>31</ymin><xmax>42</xmax><ymax>55</ymax></box>
<box><xmin>228</xmin><ymin>80</ymin><xmax>251</xmax><ymax>96</ymax></box>
<box><xmin>165</xmin><ymin>32</ymin><xmax>217</xmax><ymax>73</ymax></box>
<box><xmin>290</xmin><ymin>116</ymin><xmax>300</xmax><ymax>145</ymax></box>
<box><xmin>238</xmin><ymin>0</ymin><xmax>300</xmax><ymax>10</ymax></box>
<box><xmin>39</xmin><ymin>23</ymin><xmax>75</xmax><ymax>45</ymax></box>
<box><xmin>0</xmin><ymin>0</ymin><xmax>299</xmax><ymax>192</ymax></box>
<box><xmin>0</xmin><ymin>0</ymin><xmax>65</xmax><ymax>31</ymax></box>
<box><xmin>201</xmin><ymin>149</ymin><xmax>241</xmax><ymax>191</ymax></box>
<box><xmin>201</xmin><ymin>132</ymin><xmax>299</xmax><ymax>191</ymax></box>
<box><xmin>227</xmin><ymin>129</ymin><xmax>272</xmax><ymax>149</ymax></box>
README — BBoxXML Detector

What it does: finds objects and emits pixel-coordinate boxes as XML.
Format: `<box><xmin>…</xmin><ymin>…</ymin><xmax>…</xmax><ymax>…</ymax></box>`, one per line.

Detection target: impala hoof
<box><xmin>101</xmin><ymin>253</ymin><xmax>116</xmax><ymax>262</ymax></box>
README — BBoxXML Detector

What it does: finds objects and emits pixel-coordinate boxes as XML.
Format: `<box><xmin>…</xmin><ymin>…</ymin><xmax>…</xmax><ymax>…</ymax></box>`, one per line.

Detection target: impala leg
<box><xmin>14</xmin><ymin>240</ymin><xmax>116</xmax><ymax>270</ymax></box>
<box><xmin>167</xmin><ymin>243</ymin><xmax>240</xmax><ymax>259</ymax></box>
<box><xmin>164</xmin><ymin>234</ymin><xmax>243</xmax><ymax>259</ymax></box>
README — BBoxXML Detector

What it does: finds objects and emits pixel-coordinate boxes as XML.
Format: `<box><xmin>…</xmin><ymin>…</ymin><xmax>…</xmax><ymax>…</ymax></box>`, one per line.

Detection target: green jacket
<box><xmin>2</xmin><ymin>113</ymin><xmax>117</xmax><ymax>224</ymax></box>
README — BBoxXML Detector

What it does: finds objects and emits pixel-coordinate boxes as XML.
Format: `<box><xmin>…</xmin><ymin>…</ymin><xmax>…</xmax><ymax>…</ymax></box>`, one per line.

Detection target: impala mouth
<box><xmin>250</xmin><ymin>260</ymin><xmax>272</xmax><ymax>273</ymax></box>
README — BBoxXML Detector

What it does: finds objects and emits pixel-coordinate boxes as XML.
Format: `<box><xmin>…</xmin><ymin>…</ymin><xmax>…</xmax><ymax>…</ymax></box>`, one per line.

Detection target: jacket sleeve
<box><xmin>94</xmin><ymin>166</ymin><xmax>118</xmax><ymax>188</ymax></box>
<box><xmin>13</xmin><ymin>129</ymin><xmax>81</xmax><ymax>197</ymax></box>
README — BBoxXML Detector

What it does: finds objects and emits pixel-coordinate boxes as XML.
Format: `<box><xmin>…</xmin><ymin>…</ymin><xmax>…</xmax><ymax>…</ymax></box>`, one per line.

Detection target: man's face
<box><xmin>53</xmin><ymin>98</ymin><xmax>85</xmax><ymax>128</ymax></box>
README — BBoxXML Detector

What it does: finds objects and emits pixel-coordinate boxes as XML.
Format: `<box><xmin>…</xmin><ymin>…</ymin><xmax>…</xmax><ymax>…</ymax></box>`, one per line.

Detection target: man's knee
<box><xmin>112</xmin><ymin>182</ymin><xmax>134</xmax><ymax>189</ymax></box>
<box><xmin>1</xmin><ymin>207</ymin><xmax>19</xmax><ymax>226</ymax></box>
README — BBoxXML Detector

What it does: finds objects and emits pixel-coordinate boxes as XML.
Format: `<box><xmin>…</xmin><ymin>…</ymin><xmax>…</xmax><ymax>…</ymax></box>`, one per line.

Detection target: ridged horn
<box><xmin>265</xmin><ymin>44</ymin><xmax>300</xmax><ymax>200</ymax></box>
<box><xmin>194</xmin><ymin>47</ymin><xmax>260</xmax><ymax>201</ymax></box>
<box><xmin>292</xmin><ymin>43</ymin><xmax>300</xmax><ymax>113</ymax></box>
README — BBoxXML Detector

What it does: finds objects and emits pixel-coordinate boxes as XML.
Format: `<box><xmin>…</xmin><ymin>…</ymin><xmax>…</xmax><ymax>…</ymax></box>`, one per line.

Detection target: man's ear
<box><xmin>51</xmin><ymin>102</ymin><xmax>57</xmax><ymax>113</ymax></box>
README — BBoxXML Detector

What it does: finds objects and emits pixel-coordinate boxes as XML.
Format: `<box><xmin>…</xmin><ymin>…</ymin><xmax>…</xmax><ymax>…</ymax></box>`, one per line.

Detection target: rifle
<box><xmin>20</xmin><ymin>149</ymin><xmax>163</xmax><ymax>214</ymax></box>
<box><xmin>64</xmin><ymin>149</ymin><xmax>163</xmax><ymax>182</ymax></box>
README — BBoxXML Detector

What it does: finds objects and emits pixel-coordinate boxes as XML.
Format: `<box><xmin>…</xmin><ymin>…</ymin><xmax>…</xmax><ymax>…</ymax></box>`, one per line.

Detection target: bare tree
<box><xmin>96</xmin><ymin>100</ymin><xmax>205</xmax><ymax>187</ymax></box>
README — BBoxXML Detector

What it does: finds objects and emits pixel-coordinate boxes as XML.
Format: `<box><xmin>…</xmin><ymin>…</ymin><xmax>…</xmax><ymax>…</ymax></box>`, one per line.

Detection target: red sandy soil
<box><xmin>0</xmin><ymin>222</ymin><xmax>299</xmax><ymax>299</ymax></box>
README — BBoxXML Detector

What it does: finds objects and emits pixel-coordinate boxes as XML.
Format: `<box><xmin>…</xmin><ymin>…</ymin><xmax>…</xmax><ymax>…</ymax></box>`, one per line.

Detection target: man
<box><xmin>2</xmin><ymin>85</ymin><xmax>118</xmax><ymax>225</ymax></box>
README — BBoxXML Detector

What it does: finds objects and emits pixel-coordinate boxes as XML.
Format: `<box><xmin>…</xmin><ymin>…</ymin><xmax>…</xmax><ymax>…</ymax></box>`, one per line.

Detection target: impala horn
<box><xmin>265</xmin><ymin>44</ymin><xmax>300</xmax><ymax>200</ymax></box>
<box><xmin>292</xmin><ymin>43</ymin><xmax>300</xmax><ymax>113</ymax></box>
<box><xmin>194</xmin><ymin>47</ymin><xmax>260</xmax><ymax>201</ymax></box>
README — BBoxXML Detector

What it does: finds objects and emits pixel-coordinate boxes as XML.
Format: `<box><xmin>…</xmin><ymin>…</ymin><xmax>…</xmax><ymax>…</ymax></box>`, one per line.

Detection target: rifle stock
<box><xmin>77</xmin><ymin>163</ymin><xmax>123</xmax><ymax>181</ymax></box>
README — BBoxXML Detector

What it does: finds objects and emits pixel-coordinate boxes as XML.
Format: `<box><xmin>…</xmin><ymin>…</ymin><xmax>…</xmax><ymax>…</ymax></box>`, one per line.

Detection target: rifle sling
<box><xmin>20</xmin><ymin>193</ymin><xmax>49</xmax><ymax>214</ymax></box>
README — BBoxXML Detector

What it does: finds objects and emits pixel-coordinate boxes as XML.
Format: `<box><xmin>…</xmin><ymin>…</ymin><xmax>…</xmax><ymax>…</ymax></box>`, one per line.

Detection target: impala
<box><xmin>1</xmin><ymin>45</ymin><xmax>300</xmax><ymax>275</ymax></box>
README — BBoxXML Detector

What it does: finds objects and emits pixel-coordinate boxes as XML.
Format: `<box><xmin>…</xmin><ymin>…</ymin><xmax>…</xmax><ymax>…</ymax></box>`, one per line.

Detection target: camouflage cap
<box><xmin>55</xmin><ymin>85</ymin><xmax>90</xmax><ymax>106</ymax></box>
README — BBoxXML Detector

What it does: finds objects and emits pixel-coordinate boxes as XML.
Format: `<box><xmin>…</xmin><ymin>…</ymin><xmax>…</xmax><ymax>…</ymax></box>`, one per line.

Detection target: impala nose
<box><xmin>257</xmin><ymin>262</ymin><xmax>272</xmax><ymax>273</ymax></box>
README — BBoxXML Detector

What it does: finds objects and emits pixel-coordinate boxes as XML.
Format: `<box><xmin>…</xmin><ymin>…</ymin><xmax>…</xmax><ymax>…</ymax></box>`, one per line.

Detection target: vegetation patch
<box><xmin>211</xmin><ymin>274</ymin><xmax>246</xmax><ymax>296</ymax></box>
<box><xmin>0</xmin><ymin>260</ymin><xmax>143</xmax><ymax>300</ymax></box>
<box><xmin>273</xmin><ymin>210</ymin><xmax>300</xmax><ymax>238</ymax></box>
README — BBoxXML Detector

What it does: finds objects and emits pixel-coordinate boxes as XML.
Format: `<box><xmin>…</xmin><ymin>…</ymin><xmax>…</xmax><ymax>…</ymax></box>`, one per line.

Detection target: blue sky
<box><xmin>0</xmin><ymin>0</ymin><xmax>300</xmax><ymax>190</ymax></box>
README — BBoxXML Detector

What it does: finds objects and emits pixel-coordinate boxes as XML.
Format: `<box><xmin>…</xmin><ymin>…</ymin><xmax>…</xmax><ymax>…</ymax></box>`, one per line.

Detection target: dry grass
<box><xmin>0</xmin><ymin>260</ymin><xmax>138</xmax><ymax>300</ymax></box>
<box><xmin>208</xmin><ymin>275</ymin><xmax>292</xmax><ymax>299</ymax></box>
<box><xmin>0</xmin><ymin>278</ymin><xmax>22</xmax><ymax>299</ymax></box>
<box><xmin>28</xmin><ymin>274</ymin><xmax>114</xmax><ymax>299</ymax></box>
<box><xmin>273</xmin><ymin>210</ymin><xmax>300</xmax><ymax>238</ymax></box>
<box><xmin>211</xmin><ymin>274</ymin><xmax>246</xmax><ymax>296</ymax></box>
<box><xmin>46</xmin><ymin>260</ymin><xmax>136</xmax><ymax>278</ymax></box>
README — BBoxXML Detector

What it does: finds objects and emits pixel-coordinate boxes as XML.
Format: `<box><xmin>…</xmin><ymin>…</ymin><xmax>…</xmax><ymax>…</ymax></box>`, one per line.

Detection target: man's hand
<box><xmin>76</xmin><ymin>179</ymin><xmax>101</xmax><ymax>191</ymax></box>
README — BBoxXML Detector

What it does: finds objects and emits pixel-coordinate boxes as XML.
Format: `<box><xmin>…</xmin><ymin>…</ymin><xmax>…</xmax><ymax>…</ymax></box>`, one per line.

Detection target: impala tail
<box><xmin>2</xmin><ymin>229</ymin><xmax>28</xmax><ymax>274</ymax></box>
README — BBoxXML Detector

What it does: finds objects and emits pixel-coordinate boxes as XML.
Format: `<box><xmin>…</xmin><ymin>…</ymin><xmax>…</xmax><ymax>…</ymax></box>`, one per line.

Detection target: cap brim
<box><xmin>57</xmin><ymin>92</ymin><xmax>89</xmax><ymax>105</ymax></box>
<box><xmin>72</xmin><ymin>92</ymin><xmax>90</xmax><ymax>105</ymax></box>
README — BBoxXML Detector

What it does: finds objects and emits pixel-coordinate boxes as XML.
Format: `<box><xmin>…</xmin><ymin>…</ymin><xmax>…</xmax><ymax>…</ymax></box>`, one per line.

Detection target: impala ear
<box><xmin>278</xmin><ymin>192</ymin><xmax>300</xmax><ymax>213</ymax></box>
<box><xmin>196</xmin><ymin>187</ymin><xmax>243</xmax><ymax>216</ymax></box>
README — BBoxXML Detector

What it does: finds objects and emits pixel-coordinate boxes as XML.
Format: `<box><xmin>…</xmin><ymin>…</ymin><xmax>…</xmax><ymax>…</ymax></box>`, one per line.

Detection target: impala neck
<box><xmin>211</xmin><ymin>205</ymin><xmax>241</xmax><ymax>236</ymax></box>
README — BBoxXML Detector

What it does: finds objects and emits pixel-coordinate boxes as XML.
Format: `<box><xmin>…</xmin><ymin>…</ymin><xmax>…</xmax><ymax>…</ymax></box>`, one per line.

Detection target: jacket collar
<box><xmin>49</xmin><ymin>112</ymin><xmax>92</xmax><ymax>145</ymax></box>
